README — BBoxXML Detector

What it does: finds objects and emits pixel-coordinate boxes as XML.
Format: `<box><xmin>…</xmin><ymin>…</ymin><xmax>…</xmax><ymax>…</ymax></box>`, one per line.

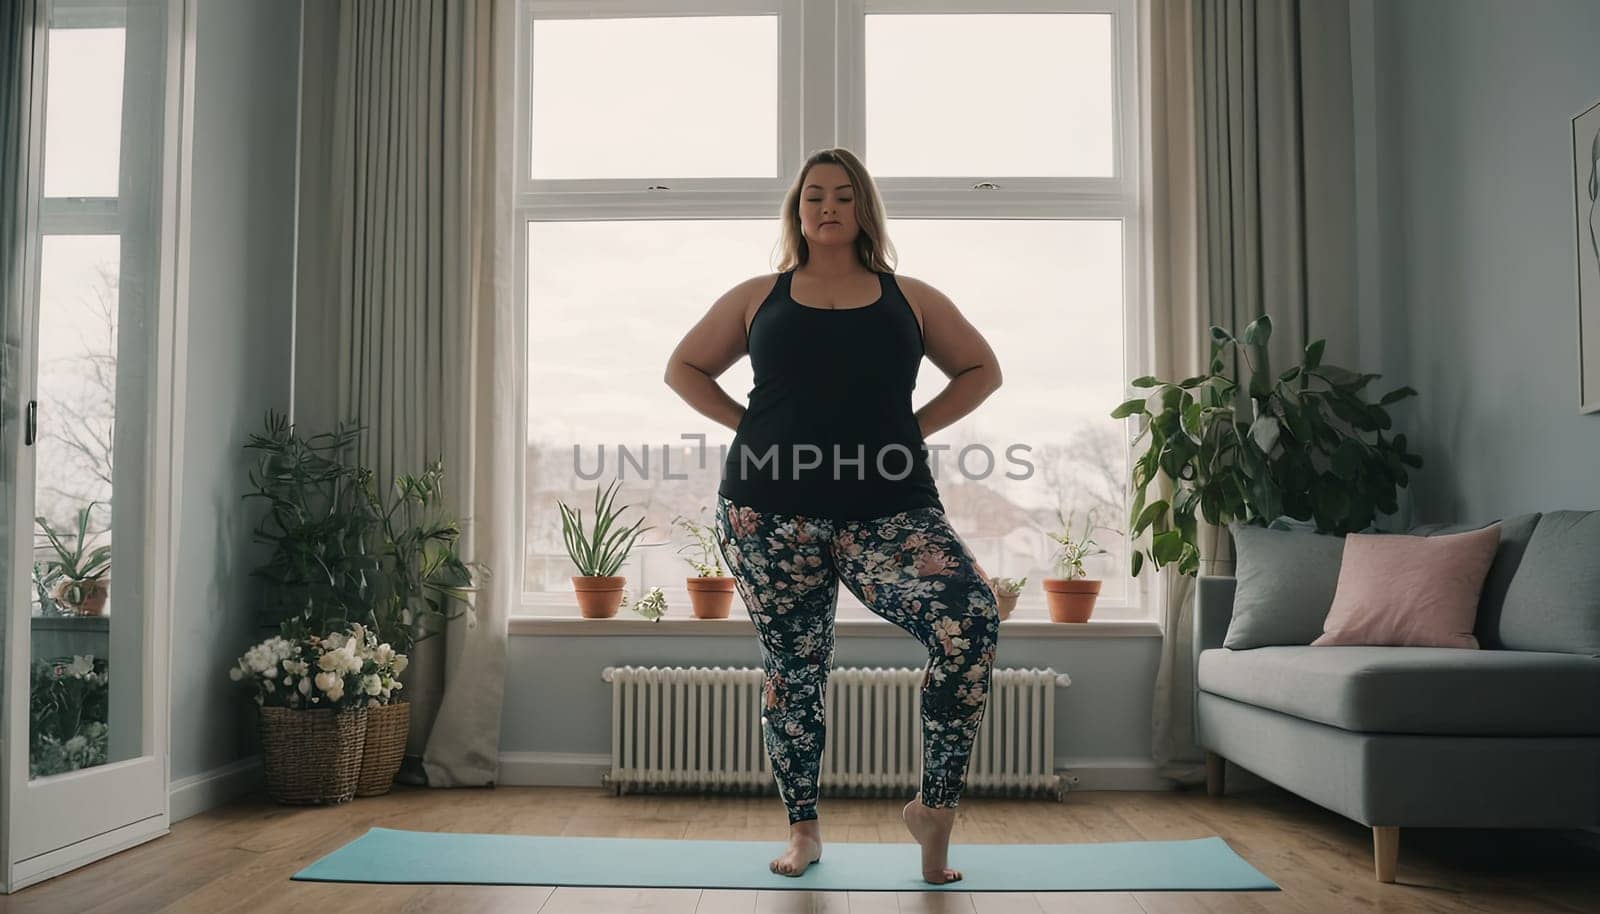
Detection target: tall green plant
<box><xmin>243</xmin><ymin>410</ymin><xmax>375</xmax><ymax>633</ymax></box>
<box><xmin>1112</xmin><ymin>315</ymin><xmax>1422</xmax><ymax>577</ymax></box>
<box><xmin>360</xmin><ymin>460</ymin><xmax>484</xmax><ymax>654</ymax></box>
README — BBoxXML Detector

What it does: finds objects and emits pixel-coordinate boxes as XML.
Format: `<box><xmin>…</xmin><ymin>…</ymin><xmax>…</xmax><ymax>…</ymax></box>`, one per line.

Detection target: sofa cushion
<box><xmin>1407</xmin><ymin>512</ymin><xmax>1541</xmax><ymax>649</ymax></box>
<box><xmin>1312</xmin><ymin>524</ymin><xmax>1500</xmax><ymax>649</ymax></box>
<box><xmin>1496</xmin><ymin>510</ymin><xmax>1600</xmax><ymax>657</ymax></box>
<box><xmin>1222</xmin><ymin>525</ymin><xmax>1346</xmax><ymax>649</ymax></box>
<box><xmin>1197</xmin><ymin>645</ymin><xmax>1600</xmax><ymax>736</ymax></box>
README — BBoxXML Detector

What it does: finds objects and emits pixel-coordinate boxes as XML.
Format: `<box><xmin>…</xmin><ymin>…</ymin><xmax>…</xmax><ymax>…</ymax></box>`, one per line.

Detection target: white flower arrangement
<box><xmin>229</xmin><ymin>622</ymin><xmax>408</xmax><ymax>712</ymax></box>
<box><xmin>630</xmin><ymin>585</ymin><xmax>668</xmax><ymax>622</ymax></box>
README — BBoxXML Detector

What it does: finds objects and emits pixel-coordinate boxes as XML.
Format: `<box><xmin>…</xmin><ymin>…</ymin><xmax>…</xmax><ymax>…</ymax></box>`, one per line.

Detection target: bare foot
<box><xmin>902</xmin><ymin>792</ymin><xmax>963</xmax><ymax>884</ymax></box>
<box><xmin>770</xmin><ymin>821</ymin><xmax>823</xmax><ymax>877</ymax></box>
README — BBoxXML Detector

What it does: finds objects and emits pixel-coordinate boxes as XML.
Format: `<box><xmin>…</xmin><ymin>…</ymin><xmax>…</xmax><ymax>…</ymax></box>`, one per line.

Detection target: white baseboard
<box><xmin>498</xmin><ymin>751</ymin><xmax>613</xmax><ymax>787</ymax></box>
<box><xmin>496</xmin><ymin>752</ymin><xmax>1175</xmax><ymax>793</ymax></box>
<box><xmin>169</xmin><ymin>755</ymin><xmax>263</xmax><ymax>823</ymax></box>
<box><xmin>1057</xmin><ymin>757</ymin><xmax>1176</xmax><ymax>792</ymax></box>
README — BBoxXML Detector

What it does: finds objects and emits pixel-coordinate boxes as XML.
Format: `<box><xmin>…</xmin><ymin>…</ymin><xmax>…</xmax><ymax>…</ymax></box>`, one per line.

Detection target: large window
<box><xmin>517</xmin><ymin>0</ymin><xmax>1145</xmax><ymax>621</ymax></box>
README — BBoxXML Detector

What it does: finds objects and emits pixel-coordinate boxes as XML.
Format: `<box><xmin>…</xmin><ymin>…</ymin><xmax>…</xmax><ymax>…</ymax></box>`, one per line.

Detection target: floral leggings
<box><xmin>714</xmin><ymin>494</ymin><xmax>1001</xmax><ymax>825</ymax></box>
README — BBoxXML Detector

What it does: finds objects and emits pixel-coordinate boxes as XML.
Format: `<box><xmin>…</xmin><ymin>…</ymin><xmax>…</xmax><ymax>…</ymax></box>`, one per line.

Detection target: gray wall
<box><xmin>169</xmin><ymin>0</ymin><xmax>299</xmax><ymax>783</ymax></box>
<box><xmin>1365</xmin><ymin>0</ymin><xmax>1600</xmax><ymax>524</ymax></box>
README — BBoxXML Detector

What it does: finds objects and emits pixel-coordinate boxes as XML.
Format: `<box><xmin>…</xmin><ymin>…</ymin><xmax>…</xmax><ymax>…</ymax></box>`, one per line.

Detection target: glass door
<box><xmin>5</xmin><ymin>0</ymin><xmax>178</xmax><ymax>888</ymax></box>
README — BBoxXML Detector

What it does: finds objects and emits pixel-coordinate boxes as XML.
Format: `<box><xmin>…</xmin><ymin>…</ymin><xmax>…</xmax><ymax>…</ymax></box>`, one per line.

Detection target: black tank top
<box><xmin>718</xmin><ymin>267</ymin><xmax>944</xmax><ymax>521</ymax></box>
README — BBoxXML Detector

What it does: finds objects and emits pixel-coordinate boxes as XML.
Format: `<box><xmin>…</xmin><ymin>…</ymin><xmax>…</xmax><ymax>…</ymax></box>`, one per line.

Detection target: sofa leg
<box><xmin>1205</xmin><ymin>751</ymin><xmax>1225</xmax><ymax>796</ymax></box>
<box><xmin>1372</xmin><ymin>826</ymin><xmax>1399</xmax><ymax>883</ymax></box>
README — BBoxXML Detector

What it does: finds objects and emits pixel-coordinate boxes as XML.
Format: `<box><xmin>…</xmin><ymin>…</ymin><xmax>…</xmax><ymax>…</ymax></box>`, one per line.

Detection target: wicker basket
<box><xmin>355</xmin><ymin>698</ymin><xmax>411</xmax><ymax>797</ymax></box>
<box><xmin>258</xmin><ymin>705</ymin><xmax>369</xmax><ymax>805</ymax></box>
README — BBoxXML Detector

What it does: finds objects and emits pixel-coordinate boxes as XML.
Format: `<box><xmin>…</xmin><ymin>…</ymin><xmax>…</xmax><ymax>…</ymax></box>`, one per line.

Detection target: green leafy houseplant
<box><xmin>243</xmin><ymin>411</ymin><xmax>374</xmax><ymax>634</ymax></box>
<box><xmin>359</xmin><ymin>460</ymin><xmax>484</xmax><ymax>655</ymax></box>
<box><xmin>35</xmin><ymin>503</ymin><xmax>112</xmax><ymax>616</ymax></box>
<box><xmin>243</xmin><ymin>411</ymin><xmax>483</xmax><ymax>655</ymax></box>
<box><xmin>1112</xmin><ymin>315</ymin><xmax>1423</xmax><ymax>577</ymax></box>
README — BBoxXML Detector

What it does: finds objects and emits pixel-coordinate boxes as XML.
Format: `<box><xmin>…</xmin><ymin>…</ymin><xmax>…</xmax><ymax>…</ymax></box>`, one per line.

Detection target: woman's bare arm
<box><xmin>663</xmin><ymin>276</ymin><xmax>768</xmax><ymax>431</ymax></box>
<box><xmin>900</xmin><ymin>275</ymin><xmax>1004</xmax><ymax>438</ymax></box>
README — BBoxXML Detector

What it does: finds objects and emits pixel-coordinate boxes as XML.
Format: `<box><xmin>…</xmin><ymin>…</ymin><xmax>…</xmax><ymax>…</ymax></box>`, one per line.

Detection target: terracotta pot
<box><xmin>995</xmin><ymin>591</ymin><xmax>1019</xmax><ymax>621</ymax></box>
<box><xmin>572</xmin><ymin>575</ymin><xmax>626</xmax><ymax>618</ymax></box>
<box><xmin>56</xmin><ymin>578</ymin><xmax>109</xmax><ymax>617</ymax></box>
<box><xmin>686</xmin><ymin>576</ymin><xmax>735</xmax><ymax>619</ymax></box>
<box><xmin>1043</xmin><ymin>578</ymin><xmax>1101</xmax><ymax>623</ymax></box>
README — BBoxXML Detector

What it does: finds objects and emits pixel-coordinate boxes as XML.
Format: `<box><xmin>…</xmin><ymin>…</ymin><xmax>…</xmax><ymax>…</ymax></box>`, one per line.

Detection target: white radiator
<box><xmin>600</xmin><ymin>665</ymin><xmax>1072</xmax><ymax>800</ymax></box>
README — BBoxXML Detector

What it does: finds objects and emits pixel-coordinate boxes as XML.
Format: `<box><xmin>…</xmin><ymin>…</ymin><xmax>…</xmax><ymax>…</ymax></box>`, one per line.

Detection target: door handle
<box><xmin>25</xmin><ymin>399</ymin><xmax>36</xmax><ymax>446</ymax></box>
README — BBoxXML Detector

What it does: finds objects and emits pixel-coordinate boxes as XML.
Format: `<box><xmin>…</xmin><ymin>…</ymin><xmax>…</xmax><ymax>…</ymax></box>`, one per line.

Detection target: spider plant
<box><xmin>35</xmin><ymin>503</ymin><xmax>112</xmax><ymax>611</ymax></box>
<box><xmin>557</xmin><ymin>478</ymin><xmax>657</xmax><ymax>577</ymax></box>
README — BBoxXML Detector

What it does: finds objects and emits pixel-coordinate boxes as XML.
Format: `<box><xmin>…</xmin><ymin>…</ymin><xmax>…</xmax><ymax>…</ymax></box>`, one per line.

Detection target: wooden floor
<box><xmin>3</xmin><ymin>782</ymin><xmax>1598</xmax><ymax>914</ymax></box>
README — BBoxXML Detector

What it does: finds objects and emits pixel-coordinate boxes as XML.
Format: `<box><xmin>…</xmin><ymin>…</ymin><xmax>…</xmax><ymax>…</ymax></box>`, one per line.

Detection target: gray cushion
<box><xmin>1406</xmin><ymin>512</ymin><xmax>1541</xmax><ymax>649</ymax></box>
<box><xmin>1222</xmin><ymin>525</ymin><xmax>1346</xmax><ymax>649</ymax></box>
<box><xmin>1498</xmin><ymin>510</ymin><xmax>1600</xmax><ymax>657</ymax></box>
<box><xmin>1197</xmin><ymin>645</ymin><xmax>1600</xmax><ymax>736</ymax></box>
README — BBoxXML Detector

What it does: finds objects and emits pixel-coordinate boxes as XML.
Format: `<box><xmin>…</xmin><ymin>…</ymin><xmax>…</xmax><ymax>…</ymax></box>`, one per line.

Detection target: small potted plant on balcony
<box><xmin>35</xmin><ymin>504</ymin><xmax>112</xmax><ymax>617</ymax></box>
<box><xmin>1042</xmin><ymin>511</ymin><xmax>1109</xmax><ymax>623</ymax></box>
<box><xmin>673</xmin><ymin>509</ymin><xmax>734</xmax><ymax>619</ymax></box>
<box><xmin>989</xmin><ymin>576</ymin><xmax>1027</xmax><ymax>621</ymax></box>
<box><xmin>557</xmin><ymin>478</ymin><xmax>657</xmax><ymax>619</ymax></box>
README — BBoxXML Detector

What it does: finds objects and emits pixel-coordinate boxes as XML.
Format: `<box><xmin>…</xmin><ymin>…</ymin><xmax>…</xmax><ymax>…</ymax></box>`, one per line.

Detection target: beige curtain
<box><xmin>294</xmin><ymin>0</ymin><xmax>517</xmax><ymax>786</ymax></box>
<box><xmin>1146</xmin><ymin>0</ymin><xmax>1356</xmax><ymax>786</ymax></box>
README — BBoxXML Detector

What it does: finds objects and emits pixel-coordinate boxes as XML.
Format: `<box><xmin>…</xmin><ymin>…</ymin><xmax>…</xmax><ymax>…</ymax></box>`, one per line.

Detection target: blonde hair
<box><xmin>774</xmin><ymin>148</ymin><xmax>898</xmax><ymax>273</ymax></box>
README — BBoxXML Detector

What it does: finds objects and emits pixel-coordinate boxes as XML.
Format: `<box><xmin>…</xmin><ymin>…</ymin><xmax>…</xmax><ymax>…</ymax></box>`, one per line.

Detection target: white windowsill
<box><xmin>510</xmin><ymin>613</ymin><xmax>1162</xmax><ymax>639</ymax></box>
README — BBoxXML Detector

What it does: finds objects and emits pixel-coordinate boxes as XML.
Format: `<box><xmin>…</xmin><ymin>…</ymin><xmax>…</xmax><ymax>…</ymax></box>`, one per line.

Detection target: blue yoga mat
<box><xmin>293</xmin><ymin>827</ymin><xmax>1279</xmax><ymax>892</ymax></box>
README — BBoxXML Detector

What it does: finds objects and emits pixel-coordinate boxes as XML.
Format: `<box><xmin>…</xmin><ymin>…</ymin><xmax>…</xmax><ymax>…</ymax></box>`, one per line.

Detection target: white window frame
<box><xmin>514</xmin><ymin>0</ymin><xmax>1150</xmax><ymax>619</ymax></box>
<box><xmin>37</xmin><ymin>0</ymin><xmax>125</xmax><ymax>238</ymax></box>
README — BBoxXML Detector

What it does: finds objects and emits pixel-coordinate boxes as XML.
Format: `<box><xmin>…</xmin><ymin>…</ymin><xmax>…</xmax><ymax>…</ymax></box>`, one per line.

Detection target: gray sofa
<box><xmin>1192</xmin><ymin>510</ymin><xmax>1600</xmax><ymax>883</ymax></box>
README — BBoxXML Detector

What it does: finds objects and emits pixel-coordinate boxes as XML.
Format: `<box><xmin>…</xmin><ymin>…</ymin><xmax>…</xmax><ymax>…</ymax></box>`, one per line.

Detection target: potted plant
<box><xmin>1112</xmin><ymin>315</ymin><xmax>1422</xmax><ymax>577</ymax></box>
<box><xmin>557</xmin><ymin>478</ymin><xmax>656</xmax><ymax>618</ymax></box>
<box><xmin>1042</xmin><ymin>511</ymin><xmax>1108</xmax><ymax>623</ymax></box>
<box><xmin>243</xmin><ymin>411</ymin><xmax>483</xmax><ymax>798</ymax></box>
<box><xmin>989</xmin><ymin>576</ymin><xmax>1026</xmax><ymax>621</ymax></box>
<box><xmin>229</xmin><ymin>619</ymin><xmax>378</xmax><ymax>805</ymax></box>
<box><xmin>35</xmin><ymin>504</ymin><xmax>112</xmax><ymax>617</ymax></box>
<box><xmin>673</xmin><ymin>509</ymin><xmax>734</xmax><ymax>619</ymax></box>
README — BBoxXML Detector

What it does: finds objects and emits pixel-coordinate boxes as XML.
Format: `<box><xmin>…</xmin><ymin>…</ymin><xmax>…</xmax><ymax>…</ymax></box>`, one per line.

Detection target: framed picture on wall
<box><xmin>1573</xmin><ymin>98</ymin><xmax>1600</xmax><ymax>414</ymax></box>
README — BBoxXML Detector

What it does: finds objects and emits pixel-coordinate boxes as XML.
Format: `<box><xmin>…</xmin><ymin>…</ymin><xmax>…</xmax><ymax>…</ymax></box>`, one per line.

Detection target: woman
<box><xmin>663</xmin><ymin>147</ymin><xmax>1003</xmax><ymax>884</ymax></box>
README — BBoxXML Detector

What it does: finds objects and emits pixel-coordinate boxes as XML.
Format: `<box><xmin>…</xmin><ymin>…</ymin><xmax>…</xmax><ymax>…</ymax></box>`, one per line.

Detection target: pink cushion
<box><xmin>1312</xmin><ymin>524</ymin><xmax>1503</xmax><ymax>649</ymax></box>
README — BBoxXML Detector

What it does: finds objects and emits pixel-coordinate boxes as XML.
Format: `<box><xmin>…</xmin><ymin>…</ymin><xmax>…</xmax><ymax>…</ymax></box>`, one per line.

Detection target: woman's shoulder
<box><xmin>730</xmin><ymin>271</ymin><xmax>786</xmax><ymax>301</ymax></box>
